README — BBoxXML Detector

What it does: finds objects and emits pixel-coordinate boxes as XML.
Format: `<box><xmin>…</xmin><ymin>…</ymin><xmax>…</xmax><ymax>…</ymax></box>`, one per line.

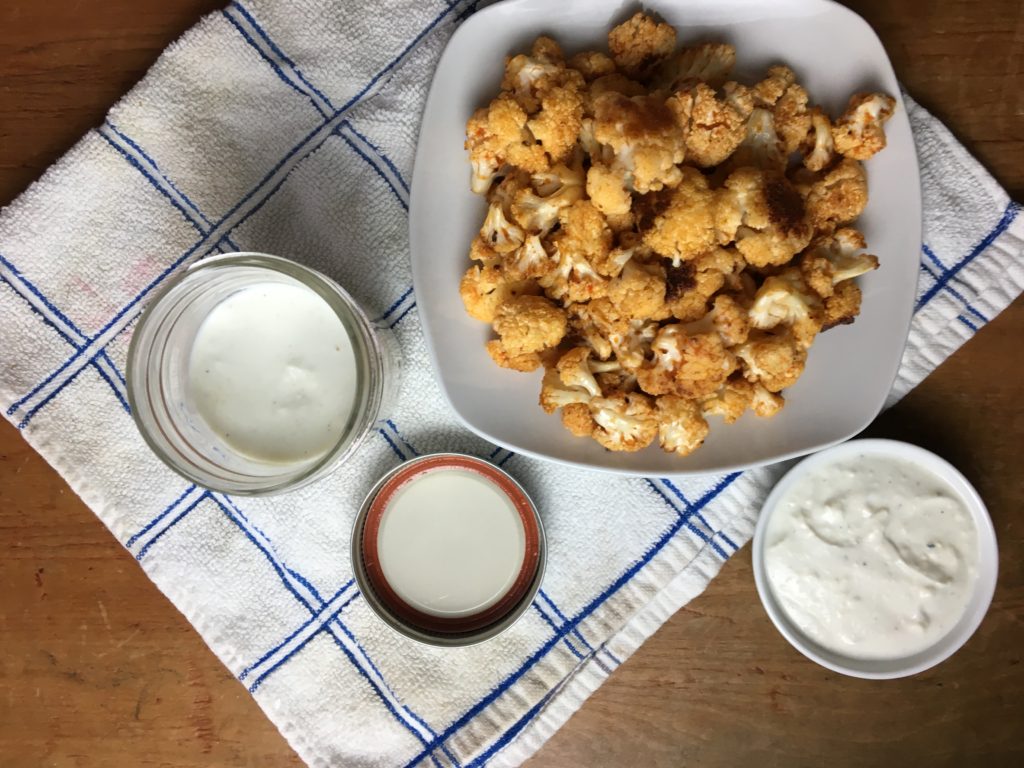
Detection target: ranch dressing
<box><xmin>764</xmin><ymin>454</ymin><xmax>978</xmax><ymax>659</ymax></box>
<box><xmin>187</xmin><ymin>281</ymin><xmax>357</xmax><ymax>464</ymax></box>
<box><xmin>376</xmin><ymin>469</ymin><xmax>527</xmax><ymax>618</ymax></box>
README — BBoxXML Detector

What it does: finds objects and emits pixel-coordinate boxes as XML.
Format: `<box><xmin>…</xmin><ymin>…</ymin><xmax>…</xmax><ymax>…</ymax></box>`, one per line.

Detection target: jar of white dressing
<box><xmin>128</xmin><ymin>253</ymin><xmax>399</xmax><ymax>495</ymax></box>
<box><xmin>352</xmin><ymin>454</ymin><xmax>546</xmax><ymax>646</ymax></box>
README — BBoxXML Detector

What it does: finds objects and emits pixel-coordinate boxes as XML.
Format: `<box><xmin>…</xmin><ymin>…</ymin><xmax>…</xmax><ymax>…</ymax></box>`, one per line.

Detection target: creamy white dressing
<box><xmin>764</xmin><ymin>455</ymin><xmax>978</xmax><ymax>660</ymax></box>
<box><xmin>187</xmin><ymin>281</ymin><xmax>357</xmax><ymax>464</ymax></box>
<box><xmin>377</xmin><ymin>469</ymin><xmax>526</xmax><ymax>618</ymax></box>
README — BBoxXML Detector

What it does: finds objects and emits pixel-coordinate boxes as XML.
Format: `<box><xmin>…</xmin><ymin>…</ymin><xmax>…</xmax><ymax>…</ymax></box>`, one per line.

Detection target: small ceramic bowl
<box><xmin>752</xmin><ymin>439</ymin><xmax>998</xmax><ymax>679</ymax></box>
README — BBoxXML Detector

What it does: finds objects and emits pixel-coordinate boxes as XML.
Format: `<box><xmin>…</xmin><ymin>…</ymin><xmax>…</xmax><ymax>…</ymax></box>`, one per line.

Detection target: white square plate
<box><xmin>409</xmin><ymin>0</ymin><xmax>921</xmax><ymax>476</ymax></box>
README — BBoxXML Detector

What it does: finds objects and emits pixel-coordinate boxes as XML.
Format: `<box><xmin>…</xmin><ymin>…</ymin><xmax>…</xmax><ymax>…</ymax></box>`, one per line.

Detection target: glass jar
<box><xmin>127</xmin><ymin>252</ymin><xmax>399</xmax><ymax>495</ymax></box>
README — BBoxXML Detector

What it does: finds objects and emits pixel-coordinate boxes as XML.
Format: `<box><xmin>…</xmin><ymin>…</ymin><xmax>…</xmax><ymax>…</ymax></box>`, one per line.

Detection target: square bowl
<box><xmin>409</xmin><ymin>0</ymin><xmax>921</xmax><ymax>476</ymax></box>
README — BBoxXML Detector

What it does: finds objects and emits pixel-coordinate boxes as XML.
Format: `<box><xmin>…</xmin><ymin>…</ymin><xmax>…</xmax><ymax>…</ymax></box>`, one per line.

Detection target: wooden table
<box><xmin>1</xmin><ymin>1</ymin><xmax>1021</xmax><ymax>765</ymax></box>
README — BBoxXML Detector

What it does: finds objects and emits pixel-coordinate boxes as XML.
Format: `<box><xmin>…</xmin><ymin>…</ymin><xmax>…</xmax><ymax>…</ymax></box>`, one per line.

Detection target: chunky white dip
<box><xmin>764</xmin><ymin>454</ymin><xmax>978</xmax><ymax>659</ymax></box>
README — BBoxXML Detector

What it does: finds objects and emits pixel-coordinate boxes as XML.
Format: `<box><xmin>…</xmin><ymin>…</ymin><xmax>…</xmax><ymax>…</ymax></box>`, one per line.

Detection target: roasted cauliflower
<box><xmin>463</xmin><ymin>16</ymin><xmax>892</xmax><ymax>455</ymax></box>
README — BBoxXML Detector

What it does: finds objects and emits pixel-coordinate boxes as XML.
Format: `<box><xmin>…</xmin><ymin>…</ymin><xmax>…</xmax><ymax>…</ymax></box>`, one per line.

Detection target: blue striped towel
<box><xmin>1</xmin><ymin>1</ymin><xmax>1021</xmax><ymax>766</ymax></box>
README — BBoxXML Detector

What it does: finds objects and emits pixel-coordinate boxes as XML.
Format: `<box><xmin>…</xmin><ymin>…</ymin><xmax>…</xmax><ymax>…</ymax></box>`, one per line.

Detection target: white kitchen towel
<box><xmin>0</xmin><ymin>1</ymin><xmax>1021</xmax><ymax>766</ymax></box>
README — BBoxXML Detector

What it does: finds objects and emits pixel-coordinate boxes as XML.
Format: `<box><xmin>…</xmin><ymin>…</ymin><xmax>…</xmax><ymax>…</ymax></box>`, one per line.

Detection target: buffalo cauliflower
<box><xmin>726</xmin><ymin>107</ymin><xmax>786</xmax><ymax>172</ymax></box>
<box><xmin>541</xmin><ymin>201</ymin><xmax>612</xmax><ymax>302</ymax></box>
<box><xmin>459</xmin><ymin>264</ymin><xmax>539</xmax><ymax>323</ymax></box>
<box><xmin>493</xmin><ymin>295</ymin><xmax>568</xmax><ymax>355</ymax></box>
<box><xmin>486</xmin><ymin>340</ymin><xmax>542</xmax><ymax>372</ymax></box>
<box><xmin>480</xmin><ymin>200</ymin><xmax>525</xmax><ymax>254</ymax></box>
<box><xmin>641</xmin><ymin>168</ymin><xmax>721</xmax><ymax>265</ymax></box>
<box><xmin>637</xmin><ymin>325</ymin><xmax>737</xmax><ymax>399</ymax></box>
<box><xmin>592</xmin><ymin>92</ymin><xmax>687</xmax><ymax>195</ymax></box>
<box><xmin>832</xmin><ymin>92</ymin><xmax>897</xmax><ymax>160</ymax></box>
<box><xmin>669</xmin><ymin>83</ymin><xmax>748</xmax><ymax>168</ymax></box>
<box><xmin>607</xmin><ymin>12</ymin><xmax>677</xmax><ymax>78</ymax></box>
<box><xmin>568</xmin><ymin>50</ymin><xmax>617</xmax><ymax>81</ymax></box>
<box><xmin>735</xmin><ymin>330</ymin><xmax>807</xmax><ymax>392</ymax></box>
<box><xmin>656</xmin><ymin>395</ymin><xmax>710</xmax><ymax>456</ymax></box>
<box><xmin>590</xmin><ymin>391</ymin><xmax>660</xmax><ymax>451</ymax></box>
<box><xmin>747</xmin><ymin>268</ymin><xmax>823</xmax><ymax>348</ymax></box>
<box><xmin>465</xmin><ymin>95</ymin><xmax>549</xmax><ymax>193</ymax></box>
<box><xmin>796</xmin><ymin>158</ymin><xmax>868</xmax><ymax>234</ymax></box>
<box><xmin>799</xmin><ymin>228</ymin><xmax>879</xmax><ymax>298</ymax></box>
<box><xmin>717</xmin><ymin>167</ymin><xmax>812</xmax><ymax>267</ymax></box>
<box><xmin>607</xmin><ymin>259</ymin><xmax>667</xmax><ymax>319</ymax></box>
<box><xmin>659</xmin><ymin>247</ymin><xmax>743</xmax><ymax>322</ymax></box>
<box><xmin>463</xmin><ymin>24</ymin><xmax>891</xmax><ymax>458</ymax></box>
<box><xmin>802</xmin><ymin>108</ymin><xmax>836</xmax><ymax>171</ymax></box>
<box><xmin>822</xmin><ymin>279</ymin><xmax>864</xmax><ymax>329</ymax></box>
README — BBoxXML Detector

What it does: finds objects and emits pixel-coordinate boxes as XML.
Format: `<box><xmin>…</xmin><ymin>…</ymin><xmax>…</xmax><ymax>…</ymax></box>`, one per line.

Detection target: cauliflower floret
<box><xmin>727</xmin><ymin>107</ymin><xmax>786</xmax><ymax>172</ymax></box>
<box><xmin>487</xmin><ymin>169</ymin><xmax>532</xmax><ymax>211</ymax></box>
<box><xmin>710</xmin><ymin>293</ymin><xmax>750</xmax><ymax>345</ymax></box>
<box><xmin>480</xmin><ymin>200</ymin><xmax>526</xmax><ymax>254</ymax></box>
<box><xmin>465</xmin><ymin>95</ymin><xmax>549</xmax><ymax>194</ymax></box>
<box><xmin>527</xmin><ymin>86</ymin><xmax>584</xmax><ymax>165</ymax></box>
<box><xmin>595</xmin><ymin>367</ymin><xmax>639</xmax><ymax>394</ymax></box>
<box><xmin>505</xmin><ymin>234</ymin><xmax>559</xmax><ymax>279</ymax></box>
<box><xmin>748</xmin><ymin>268</ymin><xmax>823</xmax><ymax>348</ymax></box>
<box><xmin>607</xmin><ymin>12</ymin><xmax>677</xmax><ymax>78</ymax></box>
<box><xmin>659</xmin><ymin>247</ymin><xmax>742</xmax><ymax>322</ymax></box>
<box><xmin>556</xmin><ymin>347</ymin><xmax>605</xmax><ymax>397</ymax></box>
<box><xmin>802</xmin><ymin>108</ymin><xmax>835</xmax><ymax>171</ymax></box>
<box><xmin>568</xmin><ymin>50</ymin><xmax>617</xmax><ymax>81</ymax></box>
<box><xmin>652</xmin><ymin>42</ymin><xmax>736</xmax><ymax>91</ymax></box>
<box><xmin>669</xmin><ymin>83</ymin><xmax>748</xmax><ymax>168</ymax></box>
<box><xmin>502</xmin><ymin>37</ymin><xmax>582</xmax><ymax>114</ymax></box>
<box><xmin>607</xmin><ymin>259</ymin><xmax>666</xmax><ymax>319</ymax></box>
<box><xmin>590</xmin><ymin>391</ymin><xmax>659</xmax><ymax>452</ymax></box>
<box><xmin>774</xmin><ymin>86</ymin><xmax>811</xmax><ymax>156</ymax></box>
<box><xmin>588</xmin><ymin>73</ymin><xmax>648</xmax><ymax>106</ymax></box>
<box><xmin>511</xmin><ymin>159</ymin><xmax>585</xmax><ymax>234</ymax></box>
<box><xmin>734</xmin><ymin>330</ymin><xmax>806</xmax><ymax>392</ymax></box>
<box><xmin>716</xmin><ymin>167</ymin><xmax>812</xmax><ymax>267</ymax></box>
<box><xmin>822</xmin><ymin>279</ymin><xmax>863</xmax><ymax>330</ymax></box>
<box><xmin>832</xmin><ymin>92</ymin><xmax>897</xmax><ymax>160</ymax></box>
<box><xmin>796</xmin><ymin>158</ymin><xmax>869</xmax><ymax>234</ymax></box>
<box><xmin>532</xmin><ymin>151</ymin><xmax>586</xmax><ymax>195</ymax></box>
<box><xmin>607</xmin><ymin>317</ymin><xmax>659</xmax><ymax>370</ymax></box>
<box><xmin>541</xmin><ymin>201</ymin><xmax>612</xmax><ymax>302</ymax></box>
<box><xmin>637</xmin><ymin>325</ymin><xmax>737</xmax><ymax>399</ymax></box>
<box><xmin>750</xmin><ymin>383</ymin><xmax>785</xmax><ymax>417</ymax></box>
<box><xmin>799</xmin><ymin>228</ymin><xmax>879</xmax><ymax>298</ymax></box>
<box><xmin>641</xmin><ymin>168</ymin><xmax>720</xmax><ymax>266</ymax></box>
<box><xmin>751</xmin><ymin>65</ymin><xmax>797</xmax><ymax>107</ymax></box>
<box><xmin>586</xmin><ymin>163</ymin><xmax>633</xmax><ymax>216</ymax></box>
<box><xmin>539</xmin><ymin>368</ymin><xmax>591</xmax><ymax>413</ymax></box>
<box><xmin>561</xmin><ymin>402</ymin><xmax>597</xmax><ymax>436</ymax></box>
<box><xmin>469</xmin><ymin>236</ymin><xmax>500</xmax><ymax>265</ymax></box>
<box><xmin>567</xmin><ymin>300</ymin><xmax>614</xmax><ymax>359</ymax></box>
<box><xmin>493</xmin><ymin>295</ymin><xmax>568</xmax><ymax>355</ymax></box>
<box><xmin>485</xmin><ymin>340</ymin><xmax>542</xmax><ymax>372</ymax></box>
<box><xmin>656</xmin><ymin>395</ymin><xmax>710</xmax><ymax>456</ymax></box>
<box><xmin>700</xmin><ymin>375</ymin><xmax>754</xmax><ymax>423</ymax></box>
<box><xmin>593</xmin><ymin>92</ymin><xmax>687</xmax><ymax>194</ymax></box>
<box><xmin>459</xmin><ymin>265</ymin><xmax>539</xmax><ymax>323</ymax></box>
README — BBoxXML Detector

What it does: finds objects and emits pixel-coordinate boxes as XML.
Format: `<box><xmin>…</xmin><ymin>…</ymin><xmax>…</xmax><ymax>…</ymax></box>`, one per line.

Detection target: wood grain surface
<box><xmin>1</xmin><ymin>1</ymin><xmax>1022</xmax><ymax>766</ymax></box>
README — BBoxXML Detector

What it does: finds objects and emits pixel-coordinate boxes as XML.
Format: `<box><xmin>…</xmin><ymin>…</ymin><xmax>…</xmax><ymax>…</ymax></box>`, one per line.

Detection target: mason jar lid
<box><xmin>352</xmin><ymin>453</ymin><xmax>544</xmax><ymax>646</ymax></box>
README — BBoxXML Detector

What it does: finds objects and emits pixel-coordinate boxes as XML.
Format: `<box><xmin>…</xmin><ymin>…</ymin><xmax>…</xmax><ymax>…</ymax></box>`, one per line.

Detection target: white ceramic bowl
<box><xmin>410</xmin><ymin>0</ymin><xmax>922</xmax><ymax>476</ymax></box>
<box><xmin>752</xmin><ymin>439</ymin><xmax>999</xmax><ymax>679</ymax></box>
